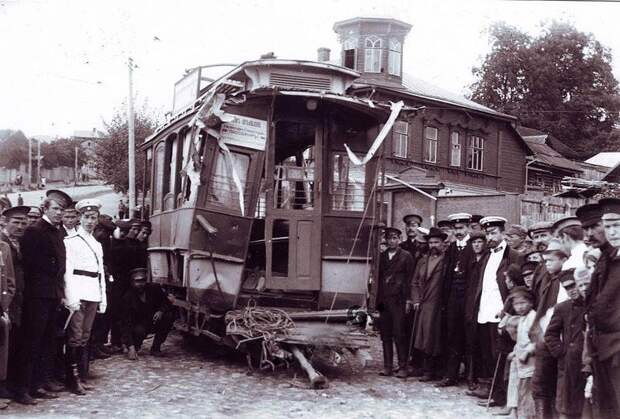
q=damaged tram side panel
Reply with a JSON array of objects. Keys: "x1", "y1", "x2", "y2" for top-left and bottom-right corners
[{"x1": 141, "y1": 61, "x2": 402, "y2": 369}]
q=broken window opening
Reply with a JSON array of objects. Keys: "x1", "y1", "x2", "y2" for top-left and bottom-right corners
[
  {"x1": 331, "y1": 152, "x2": 365, "y2": 211},
  {"x1": 206, "y1": 148, "x2": 251, "y2": 213},
  {"x1": 271, "y1": 219, "x2": 289, "y2": 277}
]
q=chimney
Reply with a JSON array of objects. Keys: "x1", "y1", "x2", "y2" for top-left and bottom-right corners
[{"x1": 317, "y1": 47, "x2": 331, "y2": 62}]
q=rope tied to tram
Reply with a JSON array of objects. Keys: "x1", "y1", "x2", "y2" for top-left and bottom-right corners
[{"x1": 226, "y1": 304, "x2": 295, "y2": 370}]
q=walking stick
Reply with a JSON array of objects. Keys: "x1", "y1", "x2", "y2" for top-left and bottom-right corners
[
  {"x1": 486, "y1": 352, "x2": 504, "y2": 411},
  {"x1": 405, "y1": 306, "x2": 419, "y2": 380}
]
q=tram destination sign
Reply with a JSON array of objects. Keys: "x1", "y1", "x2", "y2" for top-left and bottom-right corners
[
  {"x1": 172, "y1": 67, "x2": 201, "y2": 115},
  {"x1": 220, "y1": 115, "x2": 267, "y2": 151}
]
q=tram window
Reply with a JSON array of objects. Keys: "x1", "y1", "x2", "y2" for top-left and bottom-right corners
[
  {"x1": 206, "y1": 149, "x2": 250, "y2": 213},
  {"x1": 331, "y1": 153, "x2": 365, "y2": 211},
  {"x1": 152, "y1": 142, "x2": 166, "y2": 213},
  {"x1": 271, "y1": 219, "x2": 289, "y2": 276},
  {"x1": 274, "y1": 147, "x2": 315, "y2": 210}
]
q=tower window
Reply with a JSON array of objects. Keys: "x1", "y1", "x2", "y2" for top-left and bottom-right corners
[
  {"x1": 388, "y1": 38, "x2": 402, "y2": 76},
  {"x1": 343, "y1": 38, "x2": 357, "y2": 70},
  {"x1": 364, "y1": 36, "x2": 382, "y2": 73}
]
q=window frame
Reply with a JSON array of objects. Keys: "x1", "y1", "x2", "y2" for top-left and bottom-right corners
[
  {"x1": 388, "y1": 38, "x2": 402, "y2": 76},
  {"x1": 424, "y1": 126, "x2": 438, "y2": 163},
  {"x1": 364, "y1": 36, "x2": 382, "y2": 73},
  {"x1": 343, "y1": 38, "x2": 358, "y2": 70},
  {"x1": 467, "y1": 135, "x2": 485, "y2": 171},
  {"x1": 450, "y1": 131, "x2": 461, "y2": 167},
  {"x1": 392, "y1": 120, "x2": 409, "y2": 158}
]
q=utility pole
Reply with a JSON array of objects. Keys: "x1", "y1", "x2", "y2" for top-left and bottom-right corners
[
  {"x1": 28, "y1": 137, "x2": 32, "y2": 187},
  {"x1": 74, "y1": 146, "x2": 79, "y2": 186},
  {"x1": 36, "y1": 139, "x2": 41, "y2": 187},
  {"x1": 127, "y1": 57, "x2": 136, "y2": 215}
]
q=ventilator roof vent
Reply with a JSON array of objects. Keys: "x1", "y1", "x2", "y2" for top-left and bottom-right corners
[{"x1": 269, "y1": 71, "x2": 331, "y2": 91}]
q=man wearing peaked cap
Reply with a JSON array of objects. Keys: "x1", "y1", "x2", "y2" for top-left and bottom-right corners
[
  {"x1": 15, "y1": 190, "x2": 69, "y2": 404},
  {"x1": 576, "y1": 203, "x2": 608, "y2": 251},
  {"x1": 61, "y1": 201, "x2": 79, "y2": 237},
  {"x1": 62, "y1": 197, "x2": 106, "y2": 394},
  {"x1": 437, "y1": 220, "x2": 454, "y2": 245},
  {"x1": 585, "y1": 197, "x2": 620, "y2": 417},
  {"x1": 552, "y1": 216, "x2": 587, "y2": 271},
  {"x1": 466, "y1": 215, "x2": 522, "y2": 406},
  {"x1": 377, "y1": 225, "x2": 415, "y2": 378},
  {"x1": 438, "y1": 213, "x2": 475, "y2": 387},
  {"x1": 470, "y1": 215, "x2": 484, "y2": 233},
  {"x1": 401, "y1": 215, "x2": 424, "y2": 266},
  {"x1": 528, "y1": 221, "x2": 554, "y2": 252}
]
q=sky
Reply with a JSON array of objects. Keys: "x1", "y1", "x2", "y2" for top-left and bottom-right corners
[{"x1": 1, "y1": 0, "x2": 619, "y2": 139}]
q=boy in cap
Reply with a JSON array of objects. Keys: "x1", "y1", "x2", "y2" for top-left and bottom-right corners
[
  {"x1": 411, "y1": 227, "x2": 448, "y2": 382},
  {"x1": 61, "y1": 202, "x2": 79, "y2": 237},
  {"x1": 63, "y1": 199, "x2": 107, "y2": 395},
  {"x1": 505, "y1": 224, "x2": 530, "y2": 254},
  {"x1": 544, "y1": 267, "x2": 589, "y2": 419},
  {"x1": 376, "y1": 227, "x2": 415, "y2": 378}
]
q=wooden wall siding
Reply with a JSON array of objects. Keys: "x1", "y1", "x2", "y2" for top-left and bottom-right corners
[{"x1": 373, "y1": 91, "x2": 526, "y2": 194}]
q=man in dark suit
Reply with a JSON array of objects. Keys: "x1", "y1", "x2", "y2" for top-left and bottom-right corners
[
  {"x1": 14, "y1": 190, "x2": 71, "y2": 405},
  {"x1": 466, "y1": 216, "x2": 523, "y2": 407},
  {"x1": 437, "y1": 213, "x2": 474, "y2": 387},
  {"x1": 376, "y1": 227, "x2": 415, "y2": 378},
  {"x1": 399, "y1": 214, "x2": 422, "y2": 259}
]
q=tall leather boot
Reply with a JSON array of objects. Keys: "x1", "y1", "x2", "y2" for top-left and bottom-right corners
[
  {"x1": 395, "y1": 339, "x2": 408, "y2": 378},
  {"x1": 77, "y1": 348, "x2": 95, "y2": 390},
  {"x1": 466, "y1": 355, "x2": 477, "y2": 390},
  {"x1": 379, "y1": 341, "x2": 394, "y2": 376},
  {"x1": 65, "y1": 347, "x2": 86, "y2": 395}
]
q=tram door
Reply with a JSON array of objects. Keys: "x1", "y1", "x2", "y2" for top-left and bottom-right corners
[{"x1": 265, "y1": 121, "x2": 322, "y2": 291}]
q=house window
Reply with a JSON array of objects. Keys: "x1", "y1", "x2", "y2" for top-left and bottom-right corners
[
  {"x1": 364, "y1": 36, "x2": 382, "y2": 73},
  {"x1": 388, "y1": 38, "x2": 401, "y2": 76},
  {"x1": 467, "y1": 136, "x2": 484, "y2": 171},
  {"x1": 450, "y1": 132, "x2": 461, "y2": 167},
  {"x1": 424, "y1": 127, "x2": 438, "y2": 163},
  {"x1": 392, "y1": 120, "x2": 408, "y2": 158},
  {"x1": 152, "y1": 142, "x2": 166, "y2": 213},
  {"x1": 343, "y1": 38, "x2": 357, "y2": 70}
]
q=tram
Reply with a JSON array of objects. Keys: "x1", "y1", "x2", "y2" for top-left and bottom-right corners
[{"x1": 140, "y1": 59, "x2": 408, "y2": 385}]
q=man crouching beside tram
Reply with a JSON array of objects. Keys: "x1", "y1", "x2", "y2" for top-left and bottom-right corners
[
  {"x1": 63, "y1": 199, "x2": 107, "y2": 395},
  {"x1": 377, "y1": 227, "x2": 415, "y2": 378}
]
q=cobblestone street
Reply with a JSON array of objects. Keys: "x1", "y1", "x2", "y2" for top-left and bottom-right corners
[{"x1": 5, "y1": 332, "x2": 496, "y2": 419}]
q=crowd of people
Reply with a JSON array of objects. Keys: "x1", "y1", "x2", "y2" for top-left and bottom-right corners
[
  {"x1": 375, "y1": 199, "x2": 620, "y2": 419},
  {"x1": 0, "y1": 189, "x2": 175, "y2": 409}
]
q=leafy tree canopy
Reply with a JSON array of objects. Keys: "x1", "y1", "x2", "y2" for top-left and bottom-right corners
[
  {"x1": 470, "y1": 21, "x2": 620, "y2": 158},
  {"x1": 94, "y1": 103, "x2": 160, "y2": 194}
]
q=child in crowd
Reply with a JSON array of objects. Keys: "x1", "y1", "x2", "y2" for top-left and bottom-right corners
[{"x1": 508, "y1": 287, "x2": 537, "y2": 419}]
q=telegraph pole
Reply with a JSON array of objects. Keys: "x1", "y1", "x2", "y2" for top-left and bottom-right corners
[
  {"x1": 74, "y1": 146, "x2": 79, "y2": 186},
  {"x1": 127, "y1": 57, "x2": 136, "y2": 215},
  {"x1": 28, "y1": 137, "x2": 32, "y2": 187},
  {"x1": 36, "y1": 139, "x2": 41, "y2": 187}
]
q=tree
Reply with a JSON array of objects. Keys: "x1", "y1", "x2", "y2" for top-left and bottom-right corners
[
  {"x1": 41, "y1": 138, "x2": 89, "y2": 169},
  {"x1": 94, "y1": 104, "x2": 160, "y2": 194},
  {"x1": 0, "y1": 130, "x2": 29, "y2": 169},
  {"x1": 470, "y1": 21, "x2": 620, "y2": 158}
]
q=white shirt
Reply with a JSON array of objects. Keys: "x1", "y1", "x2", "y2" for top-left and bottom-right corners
[
  {"x1": 563, "y1": 242, "x2": 587, "y2": 271},
  {"x1": 456, "y1": 235, "x2": 470, "y2": 249},
  {"x1": 64, "y1": 226, "x2": 106, "y2": 309},
  {"x1": 64, "y1": 226, "x2": 77, "y2": 237},
  {"x1": 477, "y1": 240, "x2": 507, "y2": 324},
  {"x1": 42, "y1": 214, "x2": 53, "y2": 225},
  {"x1": 387, "y1": 249, "x2": 397, "y2": 260}
]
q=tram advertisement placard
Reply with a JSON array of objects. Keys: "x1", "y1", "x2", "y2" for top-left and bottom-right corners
[{"x1": 220, "y1": 115, "x2": 267, "y2": 151}]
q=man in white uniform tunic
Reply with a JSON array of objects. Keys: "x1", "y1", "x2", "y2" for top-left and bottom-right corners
[{"x1": 63, "y1": 199, "x2": 106, "y2": 395}]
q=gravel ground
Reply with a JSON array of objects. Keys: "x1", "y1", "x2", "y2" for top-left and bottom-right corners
[{"x1": 4, "y1": 332, "x2": 497, "y2": 419}]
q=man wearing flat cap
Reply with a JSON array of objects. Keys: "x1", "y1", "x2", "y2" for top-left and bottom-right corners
[
  {"x1": 62, "y1": 199, "x2": 107, "y2": 395},
  {"x1": 553, "y1": 216, "x2": 587, "y2": 272},
  {"x1": 376, "y1": 227, "x2": 415, "y2": 378},
  {"x1": 411, "y1": 227, "x2": 448, "y2": 382},
  {"x1": 16, "y1": 189, "x2": 71, "y2": 404},
  {"x1": 586, "y1": 198, "x2": 620, "y2": 418},
  {"x1": 467, "y1": 216, "x2": 522, "y2": 407},
  {"x1": 437, "y1": 213, "x2": 474, "y2": 387}
]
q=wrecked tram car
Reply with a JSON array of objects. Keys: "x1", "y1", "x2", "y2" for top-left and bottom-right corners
[{"x1": 140, "y1": 60, "x2": 407, "y2": 386}]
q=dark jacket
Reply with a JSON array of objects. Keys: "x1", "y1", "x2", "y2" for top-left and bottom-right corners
[
  {"x1": 120, "y1": 283, "x2": 171, "y2": 347},
  {"x1": 468, "y1": 244, "x2": 523, "y2": 323},
  {"x1": 589, "y1": 250, "x2": 620, "y2": 361},
  {"x1": 443, "y1": 240, "x2": 474, "y2": 304},
  {"x1": 1, "y1": 233, "x2": 24, "y2": 325},
  {"x1": 377, "y1": 247, "x2": 415, "y2": 306},
  {"x1": 0, "y1": 240, "x2": 15, "y2": 314},
  {"x1": 530, "y1": 269, "x2": 574, "y2": 344},
  {"x1": 20, "y1": 217, "x2": 66, "y2": 299},
  {"x1": 544, "y1": 298, "x2": 586, "y2": 415},
  {"x1": 411, "y1": 253, "x2": 446, "y2": 356}
]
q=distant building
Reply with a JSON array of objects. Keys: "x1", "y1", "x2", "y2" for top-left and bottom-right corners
[{"x1": 72, "y1": 128, "x2": 106, "y2": 181}]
